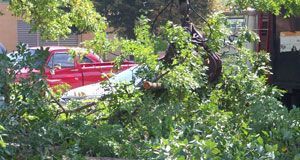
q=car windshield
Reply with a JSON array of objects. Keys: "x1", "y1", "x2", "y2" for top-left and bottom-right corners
[{"x1": 108, "y1": 65, "x2": 142, "y2": 85}]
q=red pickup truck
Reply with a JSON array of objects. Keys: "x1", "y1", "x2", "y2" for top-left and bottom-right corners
[{"x1": 14, "y1": 46, "x2": 135, "y2": 89}]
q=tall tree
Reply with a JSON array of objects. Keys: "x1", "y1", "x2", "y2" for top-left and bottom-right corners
[
  {"x1": 93, "y1": 0, "x2": 217, "y2": 38},
  {"x1": 9, "y1": 0, "x2": 106, "y2": 40},
  {"x1": 2, "y1": 0, "x2": 300, "y2": 159}
]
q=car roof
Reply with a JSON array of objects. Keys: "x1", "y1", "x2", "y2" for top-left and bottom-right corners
[
  {"x1": 29, "y1": 46, "x2": 102, "y2": 62},
  {"x1": 29, "y1": 46, "x2": 88, "y2": 52}
]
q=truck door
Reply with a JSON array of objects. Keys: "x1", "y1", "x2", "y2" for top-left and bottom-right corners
[
  {"x1": 78, "y1": 55, "x2": 105, "y2": 86},
  {"x1": 45, "y1": 52, "x2": 83, "y2": 89}
]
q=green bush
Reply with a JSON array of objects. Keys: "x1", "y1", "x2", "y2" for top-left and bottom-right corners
[{"x1": 0, "y1": 5, "x2": 300, "y2": 160}]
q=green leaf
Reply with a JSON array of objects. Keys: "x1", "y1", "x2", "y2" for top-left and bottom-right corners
[
  {"x1": 0, "y1": 140, "x2": 6, "y2": 148},
  {"x1": 257, "y1": 136, "x2": 264, "y2": 145},
  {"x1": 0, "y1": 125, "x2": 5, "y2": 131},
  {"x1": 265, "y1": 144, "x2": 278, "y2": 152}
]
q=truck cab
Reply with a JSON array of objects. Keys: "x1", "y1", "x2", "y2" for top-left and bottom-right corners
[
  {"x1": 237, "y1": 11, "x2": 300, "y2": 107},
  {"x1": 14, "y1": 46, "x2": 135, "y2": 89}
]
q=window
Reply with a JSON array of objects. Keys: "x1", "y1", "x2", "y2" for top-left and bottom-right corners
[
  {"x1": 80, "y1": 56, "x2": 93, "y2": 63},
  {"x1": 48, "y1": 53, "x2": 74, "y2": 68},
  {"x1": 227, "y1": 17, "x2": 246, "y2": 31}
]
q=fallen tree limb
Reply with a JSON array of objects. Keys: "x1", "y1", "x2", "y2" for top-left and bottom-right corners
[
  {"x1": 143, "y1": 81, "x2": 162, "y2": 90},
  {"x1": 46, "y1": 89, "x2": 67, "y2": 113},
  {"x1": 59, "y1": 102, "x2": 97, "y2": 114}
]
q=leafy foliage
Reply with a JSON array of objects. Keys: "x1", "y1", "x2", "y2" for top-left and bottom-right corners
[
  {"x1": 0, "y1": 0, "x2": 300, "y2": 159},
  {"x1": 93, "y1": 0, "x2": 218, "y2": 37},
  {"x1": 228, "y1": 0, "x2": 300, "y2": 17},
  {"x1": 9, "y1": 0, "x2": 105, "y2": 40}
]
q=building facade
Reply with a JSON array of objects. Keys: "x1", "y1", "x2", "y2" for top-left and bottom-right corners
[{"x1": 0, "y1": 3, "x2": 93, "y2": 52}]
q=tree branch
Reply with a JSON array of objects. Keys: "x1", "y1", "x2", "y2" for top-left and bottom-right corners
[
  {"x1": 151, "y1": 0, "x2": 174, "y2": 32},
  {"x1": 59, "y1": 102, "x2": 97, "y2": 114},
  {"x1": 46, "y1": 89, "x2": 67, "y2": 113}
]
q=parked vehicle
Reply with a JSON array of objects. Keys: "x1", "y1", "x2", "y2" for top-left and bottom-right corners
[
  {"x1": 232, "y1": 10, "x2": 300, "y2": 106},
  {"x1": 8, "y1": 46, "x2": 135, "y2": 89},
  {"x1": 61, "y1": 65, "x2": 142, "y2": 101}
]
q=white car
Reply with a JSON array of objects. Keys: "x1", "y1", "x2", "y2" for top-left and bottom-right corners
[{"x1": 61, "y1": 65, "x2": 142, "y2": 102}]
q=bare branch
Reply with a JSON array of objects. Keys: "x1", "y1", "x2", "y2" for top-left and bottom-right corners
[
  {"x1": 46, "y1": 89, "x2": 66, "y2": 113},
  {"x1": 143, "y1": 81, "x2": 162, "y2": 90},
  {"x1": 59, "y1": 102, "x2": 97, "y2": 114}
]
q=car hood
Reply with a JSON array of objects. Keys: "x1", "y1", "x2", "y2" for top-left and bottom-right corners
[
  {"x1": 61, "y1": 65, "x2": 141, "y2": 101},
  {"x1": 61, "y1": 82, "x2": 108, "y2": 100}
]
